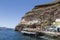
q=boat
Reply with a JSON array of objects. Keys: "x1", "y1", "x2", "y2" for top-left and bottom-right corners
[{"x1": 21, "y1": 28, "x2": 36, "y2": 34}]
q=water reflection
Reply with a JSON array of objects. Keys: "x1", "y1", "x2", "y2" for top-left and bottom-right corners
[{"x1": 22, "y1": 33, "x2": 60, "y2": 40}]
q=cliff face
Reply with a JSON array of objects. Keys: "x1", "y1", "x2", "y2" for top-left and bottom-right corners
[{"x1": 15, "y1": 1, "x2": 60, "y2": 31}]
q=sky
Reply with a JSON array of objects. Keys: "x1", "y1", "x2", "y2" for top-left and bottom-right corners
[{"x1": 0, "y1": 0, "x2": 55, "y2": 28}]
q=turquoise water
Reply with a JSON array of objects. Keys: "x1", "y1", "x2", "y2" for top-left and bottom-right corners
[{"x1": 0, "y1": 29, "x2": 60, "y2": 40}]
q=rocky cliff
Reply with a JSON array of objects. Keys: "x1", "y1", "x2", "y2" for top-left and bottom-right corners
[{"x1": 15, "y1": 1, "x2": 60, "y2": 31}]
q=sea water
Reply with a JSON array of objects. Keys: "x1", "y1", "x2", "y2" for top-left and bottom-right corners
[{"x1": 0, "y1": 28, "x2": 60, "y2": 40}]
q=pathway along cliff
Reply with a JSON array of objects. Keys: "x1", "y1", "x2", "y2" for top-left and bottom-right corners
[{"x1": 15, "y1": 0, "x2": 60, "y2": 37}]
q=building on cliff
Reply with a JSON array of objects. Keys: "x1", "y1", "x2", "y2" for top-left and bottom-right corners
[{"x1": 15, "y1": 0, "x2": 60, "y2": 34}]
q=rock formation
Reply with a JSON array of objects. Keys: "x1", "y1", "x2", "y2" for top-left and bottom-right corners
[{"x1": 15, "y1": 0, "x2": 60, "y2": 31}]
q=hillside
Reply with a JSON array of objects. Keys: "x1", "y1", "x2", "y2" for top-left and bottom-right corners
[{"x1": 15, "y1": 1, "x2": 60, "y2": 31}]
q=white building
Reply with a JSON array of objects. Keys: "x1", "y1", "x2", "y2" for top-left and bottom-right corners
[
  {"x1": 53, "y1": 19, "x2": 60, "y2": 27},
  {"x1": 52, "y1": 19, "x2": 60, "y2": 32}
]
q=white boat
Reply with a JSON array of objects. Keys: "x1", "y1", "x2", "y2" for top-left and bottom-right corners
[
  {"x1": 21, "y1": 31, "x2": 36, "y2": 34},
  {"x1": 21, "y1": 28, "x2": 36, "y2": 34}
]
